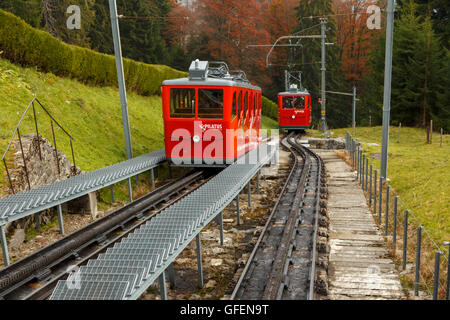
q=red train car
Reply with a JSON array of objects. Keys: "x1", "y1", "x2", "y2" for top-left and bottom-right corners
[
  {"x1": 162, "y1": 60, "x2": 262, "y2": 166},
  {"x1": 278, "y1": 85, "x2": 312, "y2": 131}
]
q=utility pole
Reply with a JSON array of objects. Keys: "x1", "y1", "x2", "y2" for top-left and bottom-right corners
[
  {"x1": 109, "y1": 0, "x2": 133, "y2": 202},
  {"x1": 380, "y1": 0, "x2": 395, "y2": 179},
  {"x1": 109, "y1": 0, "x2": 133, "y2": 160},
  {"x1": 353, "y1": 86, "x2": 357, "y2": 136},
  {"x1": 285, "y1": 70, "x2": 288, "y2": 91},
  {"x1": 320, "y1": 19, "x2": 327, "y2": 134}
]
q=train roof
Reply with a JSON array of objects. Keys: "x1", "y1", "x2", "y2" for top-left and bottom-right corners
[
  {"x1": 162, "y1": 60, "x2": 261, "y2": 91},
  {"x1": 278, "y1": 84, "x2": 309, "y2": 96}
]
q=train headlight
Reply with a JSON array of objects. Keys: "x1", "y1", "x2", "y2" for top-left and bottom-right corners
[
  {"x1": 193, "y1": 135, "x2": 201, "y2": 143},
  {"x1": 292, "y1": 115, "x2": 295, "y2": 119}
]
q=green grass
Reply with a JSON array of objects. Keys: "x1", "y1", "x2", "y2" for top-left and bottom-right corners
[
  {"x1": 0, "y1": 57, "x2": 165, "y2": 195},
  {"x1": 262, "y1": 116, "x2": 279, "y2": 130},
  {"x1": 326, "y1": 126, "x2": 450, "y2": 244}
]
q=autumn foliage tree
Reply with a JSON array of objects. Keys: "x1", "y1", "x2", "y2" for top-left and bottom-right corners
[
  {"x1": 332, "y1": 0, "x2": 381, "y2": 85},
  {"x1": 191, "y1": 0, "x2": 271, "y2": 87}
]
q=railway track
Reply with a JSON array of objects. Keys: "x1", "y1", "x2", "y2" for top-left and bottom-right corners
[
  {"x1": 0, "y1": 169, "x2": 213, "y2": 300},
  {"x1": 231, "y1": 133, "x2": 326, "y2": 300}
]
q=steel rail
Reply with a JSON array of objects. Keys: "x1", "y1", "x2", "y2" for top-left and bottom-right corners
[
  {"x1": 0, "y1": 170, "x2": 206, "y2": 300},
  {"x1": 230, "y1": 133, "x2": 298, "y2": 299},
  {"x1": 231, "y1": 133, "x2": 323, "y2": 300}
]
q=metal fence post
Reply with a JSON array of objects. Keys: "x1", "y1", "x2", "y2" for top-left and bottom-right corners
[
  {"x1": 256, "y1": 171, "x2": 260, "y2": 194},
  {"x1": 110, "y1": 185, "x2": 115, "y2": 203},
  {"x1": 365, "y1": 158, "x2": 369, "y2": 191},
  {"x1": 0, "y1": 225, "x2": 10, "y2": 266},
  {"x1": 151, "y1": 168, "x2": 155, "y2": 189},
  {"x1": 57, "y1": 204, "x2": 65, "y2": 235},
  {"x1": 415, "y1": 226, "x2": 423, "y2": 296},
  {"x1": 403, "y1": 210, "x2": 409, "y2": 270},
  {"x1": 168, "y1": 263, "x2": 176, "y2": 289},
  {"x1": 393, "y1": 196, "x2": 399, "y2": 252},
  {"x1": 433, "y1": 251, "x2": 443, "y2": 300},
  {"x1": 444, "y1": 242, "x2": 450, "y2": 300},
  {"x1": 362, "y1": 154, "x2": 365, "y2": 186},
  {"x1": 218, "y1": 211, "x2": 224, "y2": 246},
  {"x1": 127, "y1": 178, "x2": 133, "y2": 203},
  {"x1": 196, "y1": 233, "x2": 204, "y2": 288},
  {"x1": 248, "y1": 182, "x2": 251, "y2": 207},
  {"x1": 236, "y1": 194, "x2": 240, "y2": 225},
  {"x1": 378, "y1": 176, "x2": 383, "y2": 223},
  {"x1": 374, "y1": 170, "x2": 377, "y2": 213},
  {"x1": 385, "y1": 185, "x2": 390, "y2": 235},
  {"x1": 369, "y1": 165, "x2": 373, "y2": 205},
  {"x1": 159, "y1": 270, "x2": 167, "y2": 300}
]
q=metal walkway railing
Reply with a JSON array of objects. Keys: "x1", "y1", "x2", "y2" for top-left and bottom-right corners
[
  {"x1": 0, "y1": 149, "x2": 166, "y2": 266},
  {"x1": 50, "y1": 141, "x2": 278, "y2": 300}
]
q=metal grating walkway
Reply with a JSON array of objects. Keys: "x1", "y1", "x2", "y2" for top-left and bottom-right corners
[
  {"x1": 0, "y1": 149, "x2": 165, "y2": 226},
  {"x1": 50, "y1": 142, "x2": 277, "y2": 300}
]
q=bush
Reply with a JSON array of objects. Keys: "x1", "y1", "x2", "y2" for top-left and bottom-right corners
[
  {"x1": 0, "y1": 9, "x2": 186, "y2": 96},
  {"x1": 262, "y1": 96, "x2": 278, "y2": 121}
]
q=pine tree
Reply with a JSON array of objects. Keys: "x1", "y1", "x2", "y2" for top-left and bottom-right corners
[{"x1": 361, "y1": 0, "x2": 447, "y2": 129}]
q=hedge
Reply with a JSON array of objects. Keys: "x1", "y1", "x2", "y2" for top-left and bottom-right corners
[
  {"x1": 0, "y1": 9, "x2": 186, "y2": 96},
  {"x1": 262, "y1": 96, "x2": 278, "y2": 121}
]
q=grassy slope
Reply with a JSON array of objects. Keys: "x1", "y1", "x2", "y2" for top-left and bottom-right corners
[
  {"x1": 311, "y1": 126, "x2": 449, "y2": 244},
  {"x1": 0, "y1": 57, "x2": 279, "y2": 194},
  {"x1": 0, "y1": 57, "x2": 164, "y2": 189}
]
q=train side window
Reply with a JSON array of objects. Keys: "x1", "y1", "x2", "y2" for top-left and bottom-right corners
[
  {"x1": 170, "y1": 88, "x2": 195, "y2": 118},
  {"x1": 244, "y1": 92, "x2": 248, "y2": 117},
  {"x1": 232, "y1": 91, "x2": 237, "y2": 119},
  {"x1": 198, "y1": 89, "x2": 223, "y2": 119},
  {"x1": 294, "y1": 96, "x2": 306, "y2": 109},
  {"x1": 238, "y1": 91, "x2": 242, "y2": 119},
  {"x1": 282, "y1": 96, "x2": 293, "y2": 109}
]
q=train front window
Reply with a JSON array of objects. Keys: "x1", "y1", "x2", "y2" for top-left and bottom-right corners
[
  {"x1": 294, "y1": 96, "x2": 306, "y2": 109},
  {"x1": 170, "y1": 88, "x2": 195, "y2": 118},
  {"x1": 282, "y1": 96, "x2": 293, "y2": 109},
  {"x1": 198, "y1": 89, "x2": 223, "y2": 119}
]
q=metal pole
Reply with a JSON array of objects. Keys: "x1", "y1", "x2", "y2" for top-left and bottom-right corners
[
  {"x1": 393, "y1": 196, "x2": 399, "y2": 252},
  {"x1": 403, "y1": 210, "x2": 409, "y2": 270},
  {"x1": 168, "y1": 263, "x2": 176, "y2": 289},
  {"x1": 365, "y1": 158, "x2": 369, "y2": 191},
  {"x1": 385, "y1": 185, "x2": 390, "y2": 235},
  {"x1": 110, "y1": 185, "x2": 115, "y2": 203},
  {"x1": 352, "y1": 86, "x2": 356, "y2": 136},
  {"x1": 109, "y1": 0, "x2": 133, "y2": 161},
  {"x1": 196, "y1": 233, "x2": 203, "y2": 288},
  {"x1": 248, "y1": 182, "x2": 251, "y2": 207},
  {"x1": 218, "y1": 211, "x2": 224, "y2": 246},
  {"x1": 127, "y1": 178, "x2": 133, "y2": 203},
  {"x1": 34, "y1": 213, "x2": 41, "y2": 232},
  {"x1": 0, "y1": 225, "x2": 10, "y2": 266},
  {"x1": 414, "y1": 226, "x2": 423, "y2": 296},
  {"x1": 378, "y1": 176, "x2": 383, "y2": 223},
  {"x1": 285, "y1": 70, "x2": 288, "y2": 91},
  {"x1": 256, "y1": 171, "x2": 260, "y2": 194},
  {"x1": 320, "y1": 19, "x2": 327, "y2": 134},
  {"x1": 57, "y1": 204, "x2": 65, "y2": 235},
  {"x1": 362, "y1": 154, "x2": 365, "y2": 186},
  {"x1": 369, "y1": 165, "x2": 373, "y2": 203},
  {"x1": 236, "y1": 195, "x2": 240, "y2": 225},
  {"x1": 151, "y1": 168, "x2": 155, "y2": 189},
  {"x1": 444, "y1": 242, "x2": 449, "y2": 300},
  {"x1": 433, "y1": 252, "x2": 442, "y2": 300},
  {"x1": 374, "y1": 170, "x2": 377, "y2": 213},
  {"x1": 380, "y1": 0, "x2": 395, "y2": 180},
  {"x1": 159, "y1": 271, "x2": 167, "y2": 300}
]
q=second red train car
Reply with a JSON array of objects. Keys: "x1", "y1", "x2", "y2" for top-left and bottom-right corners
[{"x1": 278, "y1": 85, "x2": 312, "y2": 131}]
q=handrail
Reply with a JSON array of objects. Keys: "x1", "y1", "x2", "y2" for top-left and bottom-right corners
[{"x1": 1, "y1": 97, "x2": 76, "y2": 194}]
